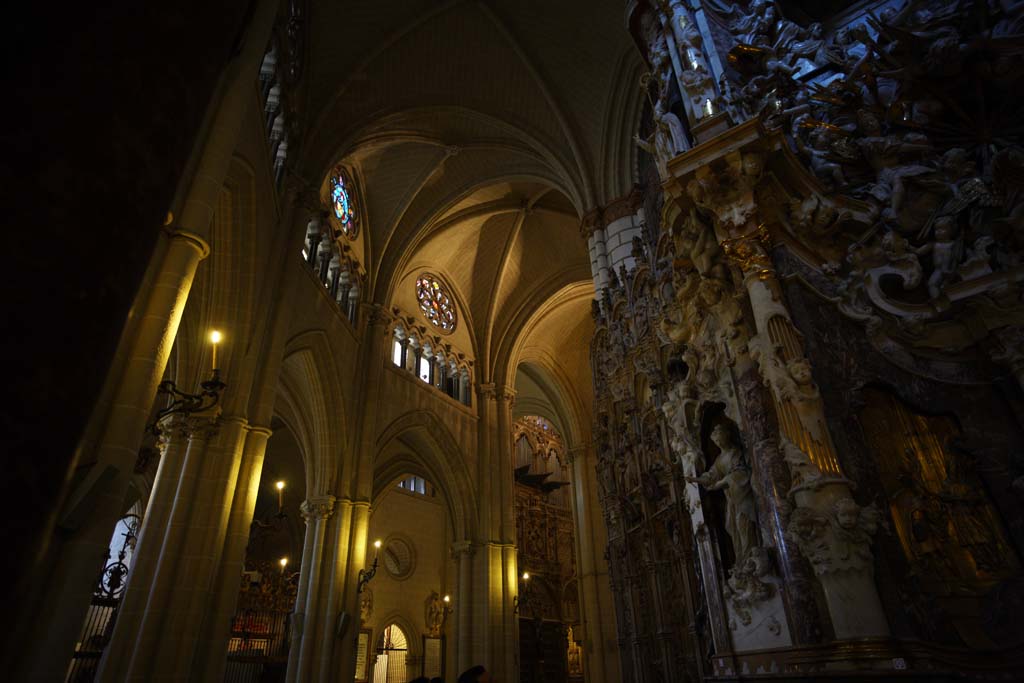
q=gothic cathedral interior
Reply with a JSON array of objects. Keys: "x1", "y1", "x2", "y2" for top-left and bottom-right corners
[{"x1": 7, "y1": 0, "x2": 1024, "y2": 682}]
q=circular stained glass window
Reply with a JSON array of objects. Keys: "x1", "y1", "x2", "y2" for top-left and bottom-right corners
[
  {"x1": 329, "y1": 166, "x2": 358, "y2": 239},
  {"x1": 416, "y1": 274, "x2": 456, "y2": 332}
]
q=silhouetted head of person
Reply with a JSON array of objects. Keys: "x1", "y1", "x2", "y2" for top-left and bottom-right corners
[
  {"x1": 458, "y1": 665, "x2": 490, "y2": 683},
  {"x1": 430, "y1": 678, "x2": 444, "y2": 683},
  {"x1": 409, "y1": 678, "x2": 429, "y2": 683}
]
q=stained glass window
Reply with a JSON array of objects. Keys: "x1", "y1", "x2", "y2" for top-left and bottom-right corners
[
  {"x1": 329, "y1": 166, "x2": 358, "y2": 238},
  {"x1": 416, "y1": 274, "x2": 457, "y2": 331}
]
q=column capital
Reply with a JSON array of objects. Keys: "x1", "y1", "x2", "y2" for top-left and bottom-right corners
[
  {"x1": 300, "y1": 495, "x2": 336, "y2": 521},
  {"x1": 496, "y1": 386, "x2": 517, "y2": 404},
  {"x1": 602, "y1": 186, "x2": 643, "y2": 224},
  {"x1": 566, "y1": 445, "x2": 586, "y2": 464},
  {"x1": 475, "y1": 383, "x2": 497, "y2": 400},
  {"x1": 365, "y1": 303, "x2": 391, "y2": 328},
  {"x1": 579, "y1": 206, "x2": 604, "y2": 237},
  {"x1": 450, "y1": 540, "x2": 475, "y2": 559},
  {"x1": 185, "y1": 414, "x2": 222, "y2": 442}
]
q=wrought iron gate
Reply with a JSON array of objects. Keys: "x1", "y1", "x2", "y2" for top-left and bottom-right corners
[{"x1": 65, "y1": 512, "x2": 140, "y2": 682}]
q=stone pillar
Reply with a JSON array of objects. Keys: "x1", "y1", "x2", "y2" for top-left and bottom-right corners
[
  {"x1": 602, "y1": 190, "x2": 644, "y2": 280},
  {"x1": 452, "y1": 541, "x2": 475, "y2": 673},
  {"x1": 568, "y1": 444, "x2": 621, "y2": 683},
  {"x1": 723, "y1": 228, "x2": 889, "y2": 639},
  {"x1": 582, "y1": 208, "x2": 610, "y2": 294},
  {"x1": 289, "y1": 496, "x2": 336, "y2": 682},
  {"x1": 469, "y1": 383, "x2": 519, "y2": 681},
  {"x1": 15, "y1": 229, "x2": 208, "y2": 682},
  {"x1": 331, "y1": 500, "x2": 370, "y2": 683},
  {"x1": 732, "y1": 361, "x2": 823, "y2": 644},
  {"x1": 193, "y1": 424, "x2": 274, "y2": 680},
  {"x1": 496, "y1": 388, "x2": 518, "y2": 682},
  {"x1": 286, "y1": 500, "x2": 320, "y2": 683},
  {"x1": 99, "y1": 413, "x2": 221, "y2": 680}
]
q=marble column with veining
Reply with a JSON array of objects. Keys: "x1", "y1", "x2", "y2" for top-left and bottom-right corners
[{"x1": 731, "y1": 234, "x2": 889, "y2": 639}]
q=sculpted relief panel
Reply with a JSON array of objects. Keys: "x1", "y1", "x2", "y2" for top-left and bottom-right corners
[{"x1": 601, "y1": 1, "x2": 1024, "y2": 679}]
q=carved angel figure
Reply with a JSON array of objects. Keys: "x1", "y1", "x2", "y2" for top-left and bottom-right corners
[
  {"x1": 788, "y1": 498, "x2": 879, "y2": 576},
  {"x1": 915, "y1": 216, "x2": 962, "y2": 298}
]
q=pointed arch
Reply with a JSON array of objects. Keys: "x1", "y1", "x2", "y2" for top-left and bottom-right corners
[
  {"x1": 278, "y1": 330, "x2": 348, "y2": 496},
  {"x1": 373, "y1": 411, "x2": 478, "y2": 542}
]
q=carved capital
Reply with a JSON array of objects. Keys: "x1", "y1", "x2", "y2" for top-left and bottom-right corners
[
  {"x1": 579, "y1": 207, "x2": 604, "y2": 237},
  {"x1": 451, "y1": 540, "x2": 475, "y2": 559},
  {"x1": 185, "y1": 414, "x2": 221, "y2": 442},
  {"x1": 300, "y1": 495, "x2": 336, "y2": 522},
  {"x1": 155, "y1": 413, "x2": 191, "y2": 447},
  {"x1": 366, "y1": 304, "x2": 390, "y2": 327},
  {"x1": 603, "y1": 187, "x2": 643, "y2": 224},
  {"x1": 475, "y1": 383, "x2": 497, "y2": 400}
]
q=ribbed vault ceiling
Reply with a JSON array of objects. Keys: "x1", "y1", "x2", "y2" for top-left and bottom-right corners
[{"x1": 299, "y1": 0, "x2": 640, "y2": 390}]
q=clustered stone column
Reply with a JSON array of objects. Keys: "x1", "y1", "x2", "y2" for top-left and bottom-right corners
[
  {"x1": 451, "y1": 540, "x2": 475, "y2": 674},
  {"x1": 13, "y1": 227, "x2": 210, "y2": 681},
  {"x1": 287, "y1": 496, "x2": 336, "y2": 682},
  {"x1": 567, "y1": 443, "x2": 620, "y2": 682}
]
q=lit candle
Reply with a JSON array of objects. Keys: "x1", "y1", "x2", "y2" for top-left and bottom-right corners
[
  {"x1": 279, "y1": 557, "x2": 288, "y2": 573},
  {"x1": 209, "y1": 330, "x2": 222, "y2": 370},
  {"x1": 443, "y1": 594, "x2": 451, "y2": 603},
  {"x1": 275, "y1": 480, "x2": 285, "y2": 514},
  {"x1": 522, "y1": 572, "x2": 530, "y2": 581},
  {"x1": 373, "y1": 539, "x2": 382, "y2": 557}
]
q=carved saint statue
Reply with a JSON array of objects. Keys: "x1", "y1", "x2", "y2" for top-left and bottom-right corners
[
  {"x1": 425, "y1": 590, "x2": 444, "y2": 637},
  {"x1": 635, "y1": 98, "x2": 687, "y2": 179},
  {"x1": 687, "y1": 424, "x2": 759, "y2": 562},
  {"x1": 359, "y1": 587, "x2": 373, "y2": 624}
]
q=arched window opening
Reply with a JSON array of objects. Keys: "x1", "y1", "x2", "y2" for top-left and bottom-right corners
[
  {"x1": 372, "y1": 623, "x2": 409, "y2": 683},
  {"x1": 386, "y1": 315, "x2": 471, "y2": 406},
  {"x1": 417, "y1": 345, "x2": 433, "y2": 385},
  {"x1": 392, "y1": 326, "x2": 406, "y2": 367},
  {"x1": 396, "y1": 474, "x2": 434, "y2": 497},
  {"x1": 415, "y1": 274, "x2": 457, "y2": 332}
]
